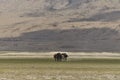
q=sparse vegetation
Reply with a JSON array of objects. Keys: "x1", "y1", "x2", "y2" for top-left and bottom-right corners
[{"x1": 0, "y1": 57, "x2": 119, "y2": 80}]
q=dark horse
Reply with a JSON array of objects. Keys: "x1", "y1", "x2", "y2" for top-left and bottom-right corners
[
  {"x1": 54, "y1": 53, "x2": 68, "y2": 61},
  {"x1": 54, "y1": 53, "x2": 62, "y2": 61}
]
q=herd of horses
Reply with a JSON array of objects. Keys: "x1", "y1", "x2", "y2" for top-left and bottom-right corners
[{"x1": 53, "y1": 53, "x2": 68, "y2": 61}]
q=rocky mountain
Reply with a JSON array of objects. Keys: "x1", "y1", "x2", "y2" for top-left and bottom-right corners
[
  {"x1": 0, "y1": 0, "x2": 120, "y2": 18},
  {"x1": 0, "y1": 0, "x2": 120, "y2": 52}
]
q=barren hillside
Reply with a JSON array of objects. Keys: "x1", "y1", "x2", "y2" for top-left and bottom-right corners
[{"x1": 0, "y1": 0, "x2": 120, "y2": 52}]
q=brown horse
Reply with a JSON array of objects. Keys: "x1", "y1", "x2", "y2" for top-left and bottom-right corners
[{"x1": 61, "y1": 53, "x2": 68, "y2": 61}]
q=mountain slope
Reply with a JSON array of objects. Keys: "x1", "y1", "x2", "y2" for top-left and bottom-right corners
[
  {"x1": 0, "y1": 0, "x2": 120, "y2": 52},
  {"x1": 0, "y1": 0, "x2": 120, "y2": 17}
]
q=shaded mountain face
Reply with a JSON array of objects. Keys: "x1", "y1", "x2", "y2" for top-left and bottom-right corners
[
  {"x1": 1, "y1": 27, "x2": 120, "y2": 52},
  {"x1": 0, "y1": 0, "x2": 120, "y2": 52}
]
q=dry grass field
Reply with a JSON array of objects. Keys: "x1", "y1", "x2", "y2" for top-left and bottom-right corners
[{"x1": 0, "y1": 52, "x2": 119, "y2": 80}]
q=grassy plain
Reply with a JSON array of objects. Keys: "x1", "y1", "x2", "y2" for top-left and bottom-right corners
[{"x1": 0, "y1": 58, "x2": 119, "y2": 80}]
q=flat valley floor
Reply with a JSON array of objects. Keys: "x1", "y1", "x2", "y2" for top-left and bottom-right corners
[{"x1": 0, "y1": 52, "x2": 120, "y2": 80}]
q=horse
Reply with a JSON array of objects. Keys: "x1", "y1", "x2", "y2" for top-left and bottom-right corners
[
  {"x1": 54, "y1": 53, "x2": 68, "y2": 61},
  {"x1": 53, "y1": 53, "x2": 62, "y2": 61},
  {"x1": 61, "y1": 53, "x2": 68, "y2": 61}
]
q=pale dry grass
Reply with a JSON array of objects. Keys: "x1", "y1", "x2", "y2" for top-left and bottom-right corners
[{"x1": 0, "y1": 51, "x2": 120, "y2": 59}]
